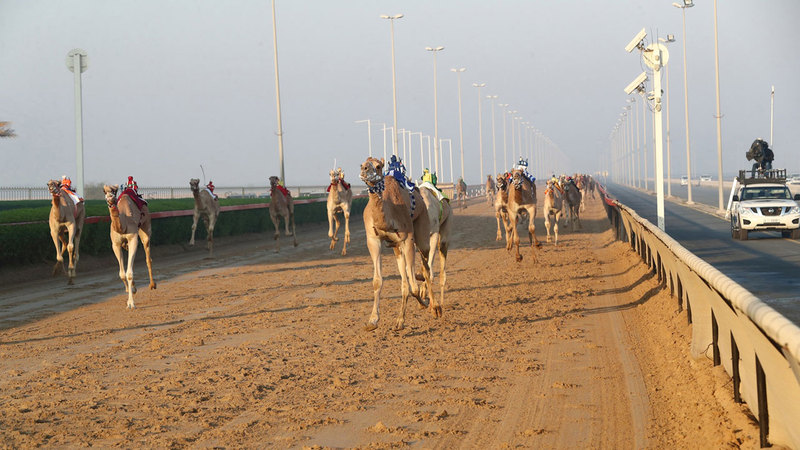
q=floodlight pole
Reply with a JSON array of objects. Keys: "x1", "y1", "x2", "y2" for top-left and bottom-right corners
[
  {"x1": 712, "y1": 0, "x2": 724, "y2": 213},
  {"x1": 271, "y1": 0, "x2": 286, "y2": 185},
  {"x1": 770, "y1": 86, "x2": 774, "y2": 146},
  {"x1": 355, "y1": 120, "x2": 373, "y2": 157},
  {"x1": 66, "y1": 49, "x2": 88, "y2": 198}
]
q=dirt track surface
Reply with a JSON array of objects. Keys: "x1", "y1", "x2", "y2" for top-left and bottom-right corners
[{"x1": 0, "y1": 194, "x2": 760, "y2": 448}]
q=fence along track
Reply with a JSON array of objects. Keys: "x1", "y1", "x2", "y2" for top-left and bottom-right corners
[{"x1": 598, "y1": 183, "x2": 800, "y2": 449}]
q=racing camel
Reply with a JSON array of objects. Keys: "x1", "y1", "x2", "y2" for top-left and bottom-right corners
[
  {"x1": 416, "y1": 179, "x2": 452, "y2": 319},
  {"x1": 47, "y1": 179, "x2": 85, "y2": 285},
  {"x1": 542, "y1": 179, "x2": 564, "y2": 245},
  {"x1": 563, "y1": 178, "x2": 583, "y2": 231},
  {"x1": 326, "y1": 168, "x2": 353, "y2": 255},
  {"x1": 359, "y1": 156, "x2": 437, "y2": 331},
  {"x1": 268, "y1": 176, "x2": 297, "y2": 252},
  {"x1": 455, "y1": 178, "x2": 468, "y2": 209},
  {"x1": 494, "y1": 173, "x2": 510, "y2": 243},
  {"x1": 189, "y1": 178, "x2": 220, "y2": 256},
  {"x1": 103, "y1": 184, "x2": 156, "y2": 309},
  {"x1": 506, "y1": 168, "x2": 541, "y2": 262},
  {"x1": 486, "y1": 175, "x2": 496, "y2": 205}
]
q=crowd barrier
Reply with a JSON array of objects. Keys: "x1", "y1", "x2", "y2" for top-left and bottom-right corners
[{"x1": 598, "y1": 183, "x2": 800, "y2": 448}]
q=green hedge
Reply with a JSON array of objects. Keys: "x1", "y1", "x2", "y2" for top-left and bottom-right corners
[{"x1": 0, "y1": 197, "x2": 367, "y2": 267}]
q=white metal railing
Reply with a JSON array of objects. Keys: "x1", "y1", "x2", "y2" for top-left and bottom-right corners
[{"x1": 600, "y1": 184, "x2": 800, "y2": 448}]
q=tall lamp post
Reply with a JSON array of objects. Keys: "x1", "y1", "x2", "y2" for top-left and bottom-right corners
[
  {"x1": 499, "y1": 103, "x2": 509, "y2": 170},
  {"x1": 355, "y1": 119, "x2": 372, "y2": 157},
  {"x1": 712, "y1": 0, "x2": 724, "y2": 213},
  {"x1": 66, "y1": 48, "x2": 88, "y2": 198},
  {"x1": 271, "y1": 0, "x2": 286, "y2": 185},
  {"x1": 659, "y1": 35, "x2": 675, "y2": 197},
  {"x1": 381, "y1": 13, "x2": 403, "y2": 157},
  {"x1": 426, "y1": 46, "x2": 445, "y2": 176},
  {"x1": 509, "y1": 110, "x2": 517, "y2": 158},
  {"x1": 473, "y1": 83, "x2": 486, "y2": 182},
  {"x1": 487, "y1": 95, "x2": 498, "y2": 177},
  {"x1": 450, "y1": 67, "x2": 466, "y2": 180},
  {"x1": 674, "y1": 0, "x2": 694, "y2": 204}
]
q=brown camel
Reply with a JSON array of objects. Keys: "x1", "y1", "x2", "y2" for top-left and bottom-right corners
[
  {"x1": 486, "y1": 175, "x2": 496, "y2": 205},
  {"x1": 268, "y1": 176, "x2": 297, "y2": 252},
  {"x1": 455, "y1": 178, "x2": 468, "y2": 209},
  {"x1": 506, "y1": 169, "x2": 542, "y2": 262},
  {"x1": 494, "y1": 173, "x2": 510, "y2": 243},
  {"x1": 563, "y1": 178, "x2": 583, "y2": 231},
  {"x1": 326, "y1": 168, "x2": 353, "y2": 255},
  {"x1": 543, "y1": 179, "x2": 564, "y2": 245},
  {"x1": 416, "y1": 184, "x2": 451, "y2": 318},
  {"x1": 103, "y1": 184, "x2": 156, "y2": 309},
  {"x1": 360, "y1": 157, "x2": 434, "y2": 331},
  {"x1": 189, "y1": 178, "x2": 220, "y2": 256},
  {"x1": 47, "y1": 180, "x2": 85, "y2": 285}
]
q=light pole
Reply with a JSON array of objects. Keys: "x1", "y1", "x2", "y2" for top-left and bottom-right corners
[
  {"x1": 499, "y1": 103, "x2": 509, "y2": 170},
  {"x1": 451, "y1": 67, "x2": 466, "y2": 181},
  {"x1": 426, "y1": 46, "x2": 445, "y2": 176},
  {"x1": 487, "y1": 95, "x2": 498, "y2": 177},
  {"x1": 659, "y1": 35, "x2": 675, "y2": 197},
  {"x1": 398, "y1": 128, "x2": 407, "y2": 167},
  {"x1": 640, "y1": 89, "x2": 648, "y2": 191},
  {"x1": 473, "y1": 83, "x2": 486, "y2": 182},
  {"x1": 509, "y1": 110, "x2": 518, "y2": 158},
  {"x1": 355, "y1": 119, "x2": 372, "y2": 157},
  {"x1": 271, "y1": 0, "x2": 286, "y2": 185},
  {"x1": 440, "y1": 138, "x2": 453, "y2": 183},
  {"x1": 381, "y1": 13, "x2": 403, "y2": 157},
  {"x1": 424, "y1": 135, "x2": 432, "y2": 169},
  {"x1": 411, "y1": 131, "x2": 424, "y2": 175},
  {"x1": 379, "y1": 123, "x2": 389, "y2": 161},
  {"x1": 712, "y1": 0, "x2": 724, "y2": 213},
  {"x1": 770, "y1": 86, "x2": 774, "y2": 146},
  {"x1": 674, "y1": 0, "x2": 694, "y2": 204},
  {"x1": 66, "y1": 48, "x2": 88, "y2": 198}
]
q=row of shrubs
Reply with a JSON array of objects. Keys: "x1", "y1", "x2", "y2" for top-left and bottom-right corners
[{"x1": 0, "y1": 197, "x2": 368, "y2": 267}]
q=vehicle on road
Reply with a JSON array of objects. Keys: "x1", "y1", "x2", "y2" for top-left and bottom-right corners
[
  {"x1": 729, "y1": 169, "x2": 800, "y2": 240},
  {"x1": 680, "y1": 176, "x2": 689, "y2": 186},
  {"x1": 700, "y1": 175, "x2": 712, "y2": 182},
  {"x1": 788, "y1": 173, "x2": 800, "y2": 184}
]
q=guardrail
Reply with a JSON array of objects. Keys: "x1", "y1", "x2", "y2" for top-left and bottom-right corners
[{"x1": 598, "y1": 183, "x2": 800, "y2": 448}]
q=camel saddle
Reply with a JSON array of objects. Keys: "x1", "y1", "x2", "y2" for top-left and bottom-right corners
[
  {"x1": 119, "y1": 188, "x2": 148, "y2": 211},
  {"x1": 326, "y1": 179, "x2": 350, "y2": 192},
  {"x1": 274, "y1": 184, "x2": 291, "y2": 198}
]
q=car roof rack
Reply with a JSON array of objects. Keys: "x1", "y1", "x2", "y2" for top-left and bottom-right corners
[{"x1": 736, "y1": 169, "x2": 786, "y2": 185}]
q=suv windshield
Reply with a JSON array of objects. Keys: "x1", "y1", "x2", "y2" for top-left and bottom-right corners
[{"x1": 740, "y1": 186, "x2": 792, "y2": 200}]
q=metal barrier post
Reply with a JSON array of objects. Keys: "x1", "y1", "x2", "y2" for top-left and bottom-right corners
[
  {"x1": 756, "y1": 356, "x2": 771, "y2": 447},
  {"x1": 712, "y1": 311, "x2": 720, "y2": 366},
  {"x1": 731, "y1": 332, "x2": 741, "y2": 404}
]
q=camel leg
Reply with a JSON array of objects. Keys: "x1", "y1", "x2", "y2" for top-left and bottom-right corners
[
  {"x1": 50, "y1": 226, "x2": 65, "y2": 277},
  {"x1": 365, "y1": 235, "x2": 383, "y2": 331},
  {"x1": 554, "y1": 212, "x2": 561, "y2": 246},
  {"x1": 544, "y1": 214, "x2": 552, "y2": 243},
  {"x1": 527, "y1": 209, "x2": 538, "y2": 263},
  {"x1": 327, "y1": 208, "x2": 337, "y2": 250},
  {"x1": 207, "y1": 214, "x2": 216, "y2": 256},
  {"x1": 270, "y1": 210, "x2": 280, "y2": 253},
  {"x1": 66, "y1": 223, "x2": 77, "y2": 285},
  {"x1": 342, "y1": 208, "x2": 350, "y2": 256},
  {"x1": 496, "y1": 212, "x2": 504, "y2": 241},
  {"x1": 189, "y1": 210, "x2": 199, "y2": 246},
  {"x1": 290, "y1": 212, "x2": 298, "y2": 247},
  {"x1": 436, "y1": 239, "x2": 448, "y2": 319},
  {"x1": 332, "y1": 214, "x2": 341, "y2": 251},
  {"x1": 392, "y1": 245, "x2": 412, "y2": 331},
  {"x1": 125, "y1": 235, "x2": 139, "y2": 309},
  {"x1": 425, "y1": 233, "x2": 440, "y2": 316},
  {"x1": 510, "y1": 214, "x2": 523, "y2": 262},
  {"x1": 139, "y1": 228, "x2": 157, "y2": 291}
]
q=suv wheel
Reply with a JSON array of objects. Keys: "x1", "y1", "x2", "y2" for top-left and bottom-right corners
[
  {"x1": 792, "y1": 228, "x2": 800, "y2": 240},
  {"x1": 739, "y1": 229, "x2": 749, "y2": 240}
]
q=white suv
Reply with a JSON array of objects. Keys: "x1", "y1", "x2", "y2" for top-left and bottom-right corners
[{"x1": 730, "y1": 178, "x2": 800, "y2": 240}]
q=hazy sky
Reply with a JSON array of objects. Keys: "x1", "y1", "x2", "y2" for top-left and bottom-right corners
[{"x1": 2, "y1": 0, "x2": 799, "y2": 189}]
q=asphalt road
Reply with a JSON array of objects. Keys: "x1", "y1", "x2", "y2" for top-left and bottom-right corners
[{"x1": 605, "y1": 181, "x2": 800, "y2": 325}]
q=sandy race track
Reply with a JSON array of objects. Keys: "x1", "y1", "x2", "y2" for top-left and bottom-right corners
[{"x1": 0, "y1": 193, "x2": 761, "y2": 448}]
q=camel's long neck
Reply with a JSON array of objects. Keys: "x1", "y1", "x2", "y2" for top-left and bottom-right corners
[
  {"x1": 108, "y1": 202, "x2": 124, "y2": 234},
  {"x1": 192, "y1": 189, "x2": 201, "y2": 203}
]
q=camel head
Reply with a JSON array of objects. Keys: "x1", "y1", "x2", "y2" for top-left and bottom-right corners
[
  {"x1": 329, "y1": 169, "x2": 338, "y2": 185},
  {"x1": 47, "y1": 179, "x2": 61, "y2": 195},
  {"x1": 360, "y1": 157, "x2": 384, "y2": 185},
  {"x1": 103, "y1": 184, "x2": 118, "y2": 207},
  {"x1": 269, "y1": 176, "x2": 281, "y2": 189},
  {"x1": 189, "y1": 178, "x2": 200, "y2": 192},
  {"x1": 511, "y1": 169, "x2": 525, "y2": 189}
]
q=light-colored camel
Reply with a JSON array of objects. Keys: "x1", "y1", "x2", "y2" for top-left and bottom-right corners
[
  {"x1": 327, "y1": 168, "x2": 352, "y2": 255},
  {"x1": 576, "y1": 174, "x2": 587, "y2": 212},
  {"x1": 494, "y1": 173, "x2": 510, "y2": 243},
  {"x1": 506, "y1": 169, "x2": 541, "y2": 262},
  {"x1": 416, "y1": 183, "x2": 452, "y2": 318},
  {"x1": 103, "y1": 185, "x2": 156, "y2": 309},
  {"x1": 189, "y1": 178, "x2": 220, "y2": 256},
  {"x1": 47, "y1": 180, "x2": 85, "y2": 285},
  {"x1": 359, "y1": 157, "x2": 436, "y2": 331},
  {"x1": 268, "y1": 176, "x2": 297, "y2": 252},
  {"x1": 543, "y1": 179, "x2": 564, "y2": 245},
  {"x1": 486, "y1": 175, "x2": 496, "y2": 205},
  {"x1": 563, "y1": 179, "x2": 583, "y2": 231},
  {"x1": 455, "y1": 178, "x2": 468, "y2": 209}
]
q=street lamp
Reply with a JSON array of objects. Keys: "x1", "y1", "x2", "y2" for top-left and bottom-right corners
[
  {"x1": 499, "y1": 103, "x2": 509, "y2": 170},
  {"x1": 673, "y1": 0, "x2": 694, "y2": 204},
  {"x1": 440, "y1": 138, "x2": 453, "y2": 183},
  {"x1": 426, "y1": 46, "x2": 445, "y2": 176},
  {"x1": 659, "y1": 35, "x2": 675, "y2": 197},
  {"x1": 411, "y1": 131, "x2": 424, "y2": 175},
  {"x1": 451, "y1": 67, "x2": 466, "y2": 181},
  {"x1": 712, "y1": 0, "x2": 724, "y2": 213},
  {"x1": 271, "y1": 0, "x2": 286, "y2": 185},
  {"x1": 487, "y1": 95, "x2": 498, "y2": 177},
  {"x1": 508, "y1": 109, "x2": 517, "y2": 158},
  {"x1": 473, "y1": 83, "x2": 486, "y2": 182},
  {"x1": 381, "y1": 13, "x2": 403, "y2": 157},
  {"x1": 355, "y1": 119, "x2": 372, "y2": 157},
  {"x1": 66, "y1": 48, "x2": 88, "y2": 198}
]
